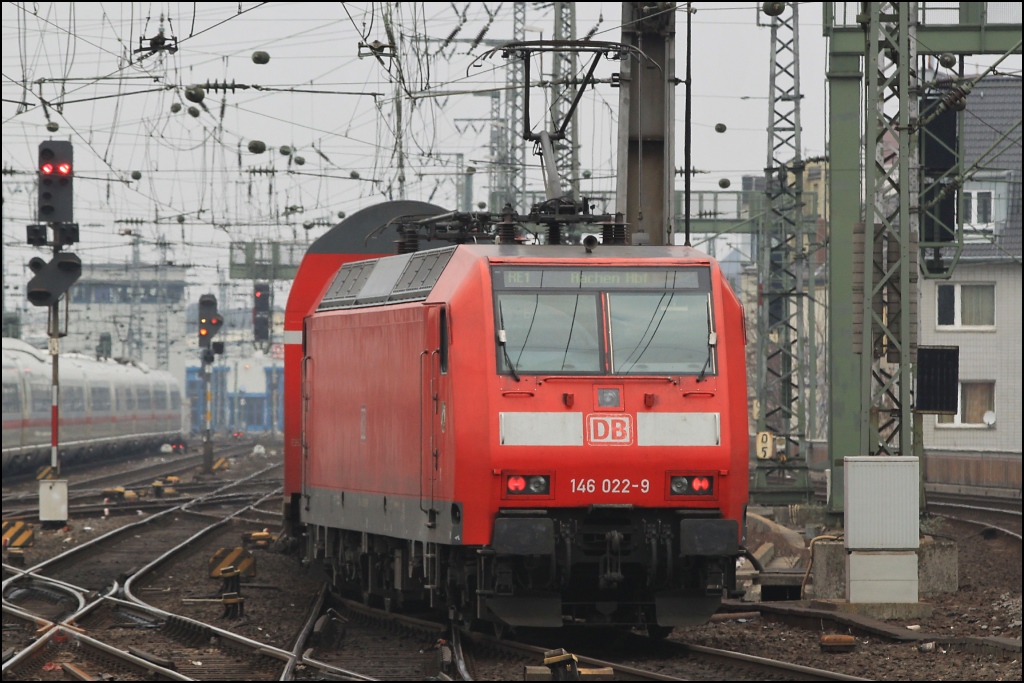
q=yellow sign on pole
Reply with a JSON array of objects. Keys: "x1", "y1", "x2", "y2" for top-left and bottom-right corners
[{"x1": 755, "y1": 431, "x2": 774, "y2": 460}]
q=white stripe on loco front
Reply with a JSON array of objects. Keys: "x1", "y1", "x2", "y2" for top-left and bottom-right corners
[
  {"x1": 637, "y1": 412, "x2": 720, "y2": 446},
  {"x1": 284, "y1": 330, "x2": 303, "y2": 345},
  {"x1": 500, "y1": 412, "x2": 584, "y2": 446}
]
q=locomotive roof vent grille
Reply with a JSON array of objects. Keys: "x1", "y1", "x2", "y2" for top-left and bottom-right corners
[
  {"x1": 392, "y1": 247, "x2": 457, "y2": 298},
  {"x1": 318, "y1": 246, "x2": 456, "y2": 311},
  {"x1": 320, "y1": 260, "x2": 377, "y2": 308}
]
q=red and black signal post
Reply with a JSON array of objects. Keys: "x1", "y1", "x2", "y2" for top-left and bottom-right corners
[
  {"x1": 27, "y1": 140, "x2": 81, "y2": 525},
  {"x1": 198, "y1": 294, "x2": 224, "y2": 472}
]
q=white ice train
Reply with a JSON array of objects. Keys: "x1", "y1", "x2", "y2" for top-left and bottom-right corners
[{"x1": 1, "y1": 338, "x2": 184, "y2": 475}]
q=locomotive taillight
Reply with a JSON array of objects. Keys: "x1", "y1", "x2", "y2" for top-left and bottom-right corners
[
  {"x1": 506, "y1": 474, "x2": 550, "y2": 496},
  {"x1": 669, "y1": 475, "x2": 714, "y2": 496}
]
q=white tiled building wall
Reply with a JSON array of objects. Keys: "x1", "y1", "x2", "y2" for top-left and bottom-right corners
[{"x1": 918, "y1": 262, "x2": 1022, "y2": 455}]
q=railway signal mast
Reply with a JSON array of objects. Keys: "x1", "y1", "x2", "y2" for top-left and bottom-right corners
[
  {"x1": 198, "y1": 294, "x2": 225, "y2": 472},
  {"x1": 253, "y1": 283, "x2": 270, "y2": 342},
  {"x1": 26, "y1": 140, "x2": 82, "y2": 525}
]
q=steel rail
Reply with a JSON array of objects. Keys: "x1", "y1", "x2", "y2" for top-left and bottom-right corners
[
  {"x1": 121, "y1": 486, "x2": 283, "y2": 602},
  {"x1": 930, "y1": 512, "x2": 1022, "y2": 541},
  {"x1": 294, "y1": 596, "x2": 444, "y2": 681},
  {"x1": 1, "y1": 601, "x2": 55, "y2": 631},
  {"x1": 278, "y1": 583, "x2": 328, "y2": 681},
  {"x1": 449, "y1": 620, "x2": 474, "y2": 681},
  {"x1": 117, "y1": 484, "x2": 371, "y2": 681},
  {"x1": 459, "y1": 629, "x2": 688, "y2": 682},
  {"x1": 1, "y1": 489, "x2": 276, "y2": 521},
  {"x1": 106, "y1": 593, "x2": 297, "y2": 663},
  {"x1": 0, "y1": 462, "x2": 281, "y2": 593},
  {"x1": 2, "y1": 442, "x2": 258, "y2": 506},
  {"x1": 672, "y1": 641, "x2": 871, "y2": 681},
  {"x1": 2, "y1": 471, "x2": 284, "y2": 680},
  {"x1": 928, "y1": 501, "x2": 1022, "y2": 517},
  {"x1": 1, "y1": 623, "x2": 190, "y2": 681},
  {"x1": 3, "y1": 581, "x2": 190, "y2": 683},
  {"x1": 460, "y1": 628, "x2": 871, "y2": 682},
  {"x1": 2, "y1": 575, "x2": 181, "y2": 681},
  {"x1": 1, "y1": 468, "x2": 292, "y2": 683},
  {"x1": 2, "y1": 574, "x2": 87, "y2": 620},
  {"x1": 2, "y1": 562, "x2": 91, "y2": 600}
]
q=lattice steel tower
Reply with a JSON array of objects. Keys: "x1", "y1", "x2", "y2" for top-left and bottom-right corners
[
  {"x1": 751, "y1": 2, "x2": 814, "y2": 503},
  {"x1": 859, "y1": 2, "x2": 919, "y2": 455},
  {"x1": 550, "y1": 2, "x2": 580, "y2": 198},
  {"x1": 487, "y1": 1, "x2": 527, "y2": 213},
  {"x1": 155, "y1": 236, "x2": 170, "y2": 369}
]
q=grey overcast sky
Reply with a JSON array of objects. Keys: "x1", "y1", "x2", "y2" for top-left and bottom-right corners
[{"x1": 2, "y1": 2, "x2": 1020, "y2": 310}]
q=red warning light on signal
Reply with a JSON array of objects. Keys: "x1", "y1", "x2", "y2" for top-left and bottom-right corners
[
  {"x1": 41, "y1": 163, "x2": 55, "y2": 175},
  {"x1": 57, "y1": 162, "x2": 72, "y2": 175}
]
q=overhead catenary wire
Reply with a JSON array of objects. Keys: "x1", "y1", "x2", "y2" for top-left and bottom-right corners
[{"x1": 2, "y1": 1, "x2": 1016, "y2": 308}]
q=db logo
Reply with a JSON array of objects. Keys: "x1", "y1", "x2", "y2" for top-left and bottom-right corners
[{"x1": 587, "y1": 414, "x2": 633, "y2": 445}]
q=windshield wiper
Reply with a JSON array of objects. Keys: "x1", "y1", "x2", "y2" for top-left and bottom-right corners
[
  {"x1": 497, "y1": 300, "x2": 521, "y2": 382},
  {"x1": 696, "y1": 331, "x2": 717, "y2": 383}
]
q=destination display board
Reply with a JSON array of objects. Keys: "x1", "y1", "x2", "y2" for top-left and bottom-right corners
[{"x1": 493, "y1": 267, "x2": 710, "y2": 291}]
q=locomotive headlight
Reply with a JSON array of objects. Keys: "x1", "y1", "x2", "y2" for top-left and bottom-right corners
[
  {"x1": 597, "y1": 388, "x2": 621, "y2": 408},
  {"x1": 669, "y1": 475, "x2": 714, "y2": 496},
  {"x1": 527, "y1": 475, "x2": 550, "y2": 495}
]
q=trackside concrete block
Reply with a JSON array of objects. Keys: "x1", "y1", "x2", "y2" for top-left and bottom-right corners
[
  {"x1": 847, "y1": 551, "x2": 918, "y2": 603},
  {"x1": 810, "y1": 540, "x2": 848, "y2": 599},
  {"x1": 811, "y1": 538, "x2": 958, "y2": 600}
]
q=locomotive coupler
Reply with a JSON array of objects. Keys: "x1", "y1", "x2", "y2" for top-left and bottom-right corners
[
  {"x1": 599, "y1": 530, "x2": 625, "y2": 590},
  {"x1": 645, "y1": 521, "x2": 674, "y2": 587},
  {"x1": 705, "y1": 559, "x2": 726, "y2": 595}
]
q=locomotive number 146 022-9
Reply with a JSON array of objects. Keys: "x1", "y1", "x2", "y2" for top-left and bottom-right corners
[{"x1": 570, "y1": 478, "x2": 651, "y2": 494}]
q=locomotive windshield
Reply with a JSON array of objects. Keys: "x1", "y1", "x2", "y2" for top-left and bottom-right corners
[{"x1": 493, "y1": 267, "x2": 714, "y2": 376}]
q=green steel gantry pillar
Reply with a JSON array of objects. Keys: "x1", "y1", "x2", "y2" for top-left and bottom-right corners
[{"x1": 824, "y1": 1, "x2": 1022, "y2": 519}]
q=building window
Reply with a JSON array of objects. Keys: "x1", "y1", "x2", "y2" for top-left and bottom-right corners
[
  {"x1": 961, "y1": 175, "x2": 1009, "y2": 243},
  {"x1": 937, "y1": 381, "x2": 995, "y2": 427},
  {"x1": 962, "y1": 190, "x2": 992, "y2": 225},
  {"x1": 937, "y1": 283, "x2": 995, "y2": 328},
  {"x1": 69, "y1": 285, "x2": 90, "y2": 304}
]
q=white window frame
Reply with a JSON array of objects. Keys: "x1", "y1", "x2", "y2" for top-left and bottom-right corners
[
  {"x1": 961, "y1": 173, "x2": 1010, "y2": 243},
  {"x1": 935, "y1": 282, "x2": 996, "y2": 330},
  {"x1": 935, "y1": 381, "x2": 995, "y2": 429}
]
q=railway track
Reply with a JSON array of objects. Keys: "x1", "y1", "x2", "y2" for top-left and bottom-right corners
[
  {"x1": 927, "y1": 497, "x2": 1022, "y2": 540},
  {"x1": 1, "y1": 442, "x2": 259, "y2": 513},
  {"x1": 2, "y1": 465, "x2": 280, "y2": 617},
  {"x1": 460, "y1": 627, "x2": 871, "y2": 681},
  {"x1": 292, "y1": 595, "x2": 450, "y2": 680},
  {"x1": 2, "y1": 465, "x2": 294, "y2": 681},
  {"x1": 282, "y1": 593, "x2": 868, "y2": 681}
]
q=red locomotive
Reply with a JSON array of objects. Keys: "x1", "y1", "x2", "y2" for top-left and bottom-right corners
[{"x1": 284, "y1": 206, "x2": 748, "y2": 635}]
